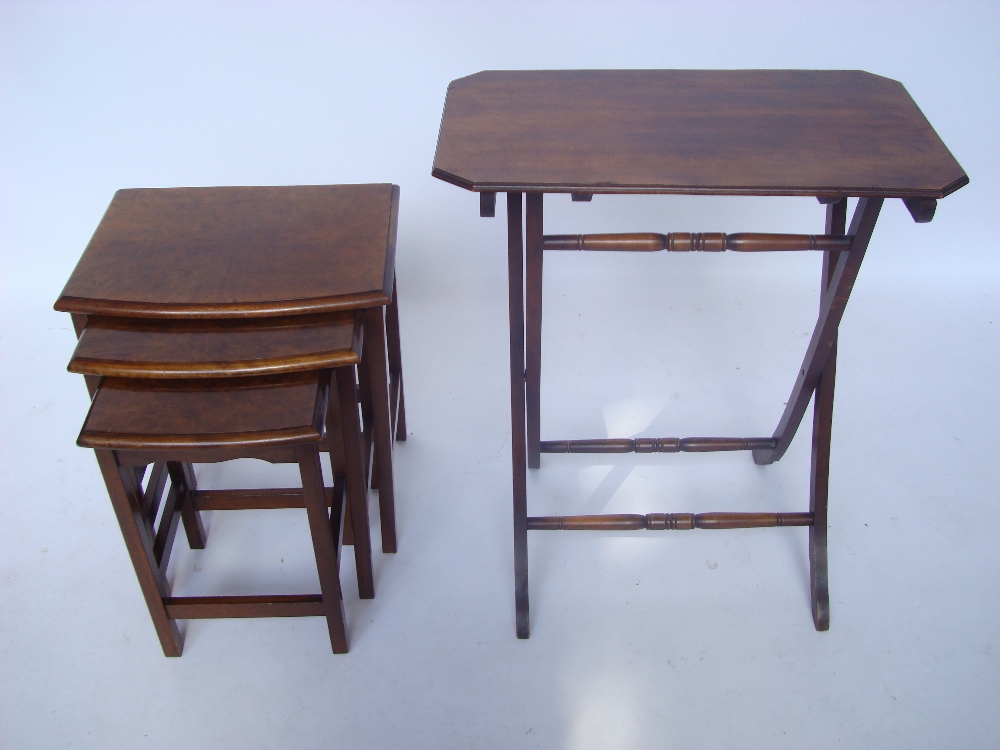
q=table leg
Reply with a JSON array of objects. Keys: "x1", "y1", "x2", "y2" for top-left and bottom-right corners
[
  {"x1": 366, "y1": 305, "x2": 398, "y2": 553},
  {"x1": 336, "y1": 366, "x2": 375, "y2": 600},
  {"x1": 298, "y1": 443, "x2": 349, "y2": 653},
  {"x1": 95, "y1": 449, "x2": 182, "y2": 656},
  {"x1": 507, "y1": 191, "x2": 530, "y2": 638},
  {"x1": 386, "y1": 275, "x2": 407, "y2": 442},
  {"x1": 754, "y1": 197, "x2": 883, "y2": 465},
  {"x1": 809, "y1": 197, "x2": 847, "y2": 631},
  {"x1": 525, "y1": 193, "x2": 544, "y2": 469},
  {"x1": 167, "y1": 461, "x2": 206, "y2": 550}
]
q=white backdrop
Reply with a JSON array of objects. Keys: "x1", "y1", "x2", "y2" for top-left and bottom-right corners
[{"x1": 2, "y1": 2, "x2": 998, "y2": 748}]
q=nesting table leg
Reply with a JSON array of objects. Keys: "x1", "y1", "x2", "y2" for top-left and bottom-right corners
[
  {"x1": 167, "y1": 462, "x2": 206, "y2": 549},
  {"x1": 94, "y1": 449, "x2": 183, "y2": 657},
  {"x1": 336, "y1": 366, "x2": 376, "y2": 599},
  {"x1": 366, "y1": 306, "x2": 398, "y2": 553},
  {"x1": 506, "y1": 192, "x2": 531, "y2": 638},
  {"x1": 386, "y1": 276, "x2": 407, "y2": 442},
  {"x1": 298, "y1": 444, "x2": 349, "y2": 654}
]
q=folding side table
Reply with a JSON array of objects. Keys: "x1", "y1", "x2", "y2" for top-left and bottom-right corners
[{"x1": 432, "y1": 70, "x2": 968, "y2": 638}]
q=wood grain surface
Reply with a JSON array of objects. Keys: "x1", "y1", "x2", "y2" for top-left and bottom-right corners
[
  {"x1": 69, "y1": 312, "x2": 362, "y2": 378},
  {"x1": 78, "y1": 371, "x2": 329, "y2": 451},
  {"x1": 433, "y1": 70, "x2": 967, "y2": 197},
  {"x1": 56, "y1": 184, "x2": 399, "y2": 318}
]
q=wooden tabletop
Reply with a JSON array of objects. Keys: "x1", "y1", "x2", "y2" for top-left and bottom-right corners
[
  {"x1": 432, "y1": 70, "x2": 967, "y2": 198},
  {"x1": 78, "y1": 371, "x2": 329, "y2": 451},
  {"x1": 56, "y1": 184, "x2": 399, "y2": 319},
  {"x1": 69, "y1": 311, "x2": 362, "y2": 379}
]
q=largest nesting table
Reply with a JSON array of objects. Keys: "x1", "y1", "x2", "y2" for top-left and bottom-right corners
[{"x1": 432, "y1": 69, "x2": 968, "y2": 638}]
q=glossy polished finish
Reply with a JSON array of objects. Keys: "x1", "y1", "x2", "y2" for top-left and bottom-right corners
[
  {"x1": 433, "y1": 68, "x2": 969, "y2": 639},
  {"x1": 79, "y1": 371, "x2": 329, "y2": 452},
  {"x1": 55, "y1": 184, "x2": 399, "y2": 318},
  {"x1": 57, "y1": 183, "x2": 406, "y2": 555},
  {"x1": 433, "y1": 69, "x2": 968, "y2": 197},
  {"x1": 69, "y1": 312, "x2": 362, "y2": 379},
  {"x1": 83, "y1": 369, "x2": 361, "y2": 655}
]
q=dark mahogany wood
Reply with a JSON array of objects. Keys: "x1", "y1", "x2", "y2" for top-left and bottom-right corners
[
  {"x1": 434, "y1": 69, "x2": 968, "y2": 638},
  {"x1": 165, "y1": 595, "x2": 325, "y2": 619},
  {"x1": 434, "y1": 70, "x2": 967, "y2": 199},
  {"x1": 298, "y1": 442, "x2": 349, "y2": 653},
  {"x1": 527, "y1": 512, "x2": 813, "y2": 531},
  {"x1": 55, "y1": 185, "x2": 400, "y2": 319},
  {"x1": 58, "y1": 183, "x2": 406, "y2": 561},
  {"x1": 541, "y1": 437, "x2": 778, "y2": 453},
  {"x1": 480, "y1": 191, "x2": 497, "y2": 217},
  {"x1": 808, "y1": 197, "x2": 847, "y2": 631},
  {"x1": 365, "y1": 306, "x2": 398, "y2": 553},
  {"x1": 385, "y1": 277, "x2": 407, "y2": 441},
  {"x1": 754, "y1": 197, "x2": 883, "y2": 465},
  {"x1": 142, "y1": 462, "x2": 168, "y2": 521},
  {"x1": 507, "y1": 192, "x2": 530, "y2": 639},
  {"x1": 95, "y1": 449, "x2": 181, "y2": 656},
  {"x1": 167, "y1": 461, "x2": 207, "y2": 551},
  {"x1": 903, "y1": 197, "x2": 937, "y2": 223},
  {"x1": 335, "y1": 366, "x2": 375, "y2": 600},
  {"x1": 542, "y1": 233, "x2": 852, "y2": 253},
  {"x1": 78, "y1": 372, "x2": 329, "y2": 453},
  {"x1": 83, "y1": 370, "x2": 359, "y2": 655},
  {"x1": 192, "y1": 486, "x2": 338, "y2": 511},
  {"x1": 69, "y1": 312, "x2": 362, "y2": 378},
  {"x1": 525, "y1": 193, "x2": 544, "y2": 469}
]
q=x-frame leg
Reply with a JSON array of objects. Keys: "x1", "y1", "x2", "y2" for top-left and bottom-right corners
[{"x1": 503, "y1": 192, "x2": 884, "y2": 638}]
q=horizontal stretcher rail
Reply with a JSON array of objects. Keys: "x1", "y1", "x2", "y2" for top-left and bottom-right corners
[
  {"x1": 542, "y1": 232, "x2": 852, "y2": 253},
  {"x1": 164, "y1": 594, "x2": 325, "y2": 619},
  {"x1": 192, "y1": 488, "x2": 336, "y2": 511},
  {"x1": 527, "y1": 512, "x2": 813, "y2": 531},
  {"x1": 540, "y1": 437, "x2": 777, "y2": 454}
]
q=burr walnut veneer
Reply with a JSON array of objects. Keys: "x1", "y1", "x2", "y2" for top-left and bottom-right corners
[{"x1": 433, "y1": 69, "x2": 968, "y2": 638}]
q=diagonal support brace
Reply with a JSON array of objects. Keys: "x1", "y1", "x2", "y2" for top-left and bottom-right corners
[{"x1": 753, "y1": 197, "x2": 883, "y2": 465}]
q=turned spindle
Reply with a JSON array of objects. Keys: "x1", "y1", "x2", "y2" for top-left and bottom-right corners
[
  {"x1": 539, "y1": 437, "x2": 777, "y2": 454},
  {"x1": 542, "y1": 232, "x2": 852, "y2": 253},
  {"x1": 527, "y1": 512, "x2": 813, "y2": 531}
]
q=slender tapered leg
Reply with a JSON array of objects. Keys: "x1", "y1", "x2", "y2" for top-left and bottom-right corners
[
  {"x1": 525, "y1": 193, "x2": 544, "y2": 469},
  {"x1": 366, "y1": 305, "x2": 398, "y2": 553},
  {"x1": 336, "y1": 365, "x2": 375, "y2": 599},
  {"x1": 809, "y1": 198, "x2": 847, "y2": 631},
  {"x1": 386, "y1": 275, "x2": 407, "y2": 441},
  {"x1": 94, "y1": 450, "x2": 182, "y2": 656},
  {"x1": 507, "y1": 192, "x2": 530, "y2": 638},
  {"x1": 754, "y1": 197, "x2": 883, "y2": 465},
  {"x1": 298, "y1": 444, "x2": 349, "y2": 654}
]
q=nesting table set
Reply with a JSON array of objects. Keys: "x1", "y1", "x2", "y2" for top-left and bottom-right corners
[
  {"x1": 432, "y1": 70, "x2": 968, "y2": 638},
  {"x1": 58, "y1": 69, "x2": 967, "y2": 654},
  {"x1": 55, "y1": 184, "x2": 406, "y2": 654}
]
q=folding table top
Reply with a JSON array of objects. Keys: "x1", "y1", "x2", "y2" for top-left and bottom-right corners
[
  {"x1": 55, "y1": 184, "x2": 399, "y2": 319},
  {"x1": 432, "y1": 70, "x2": 968, "y2": 199}
]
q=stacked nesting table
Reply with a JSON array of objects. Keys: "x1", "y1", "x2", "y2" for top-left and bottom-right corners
[
  {"x1": 55, "y1": 183, "x2": 407, "y2": 654},
  {"x1": 432, "y1": 70, "x2": 968, "y2": 638}
]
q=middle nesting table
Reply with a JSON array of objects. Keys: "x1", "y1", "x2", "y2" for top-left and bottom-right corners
[{"x1": 54, "y1": 184, "x2": 407, "y2": 590}]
